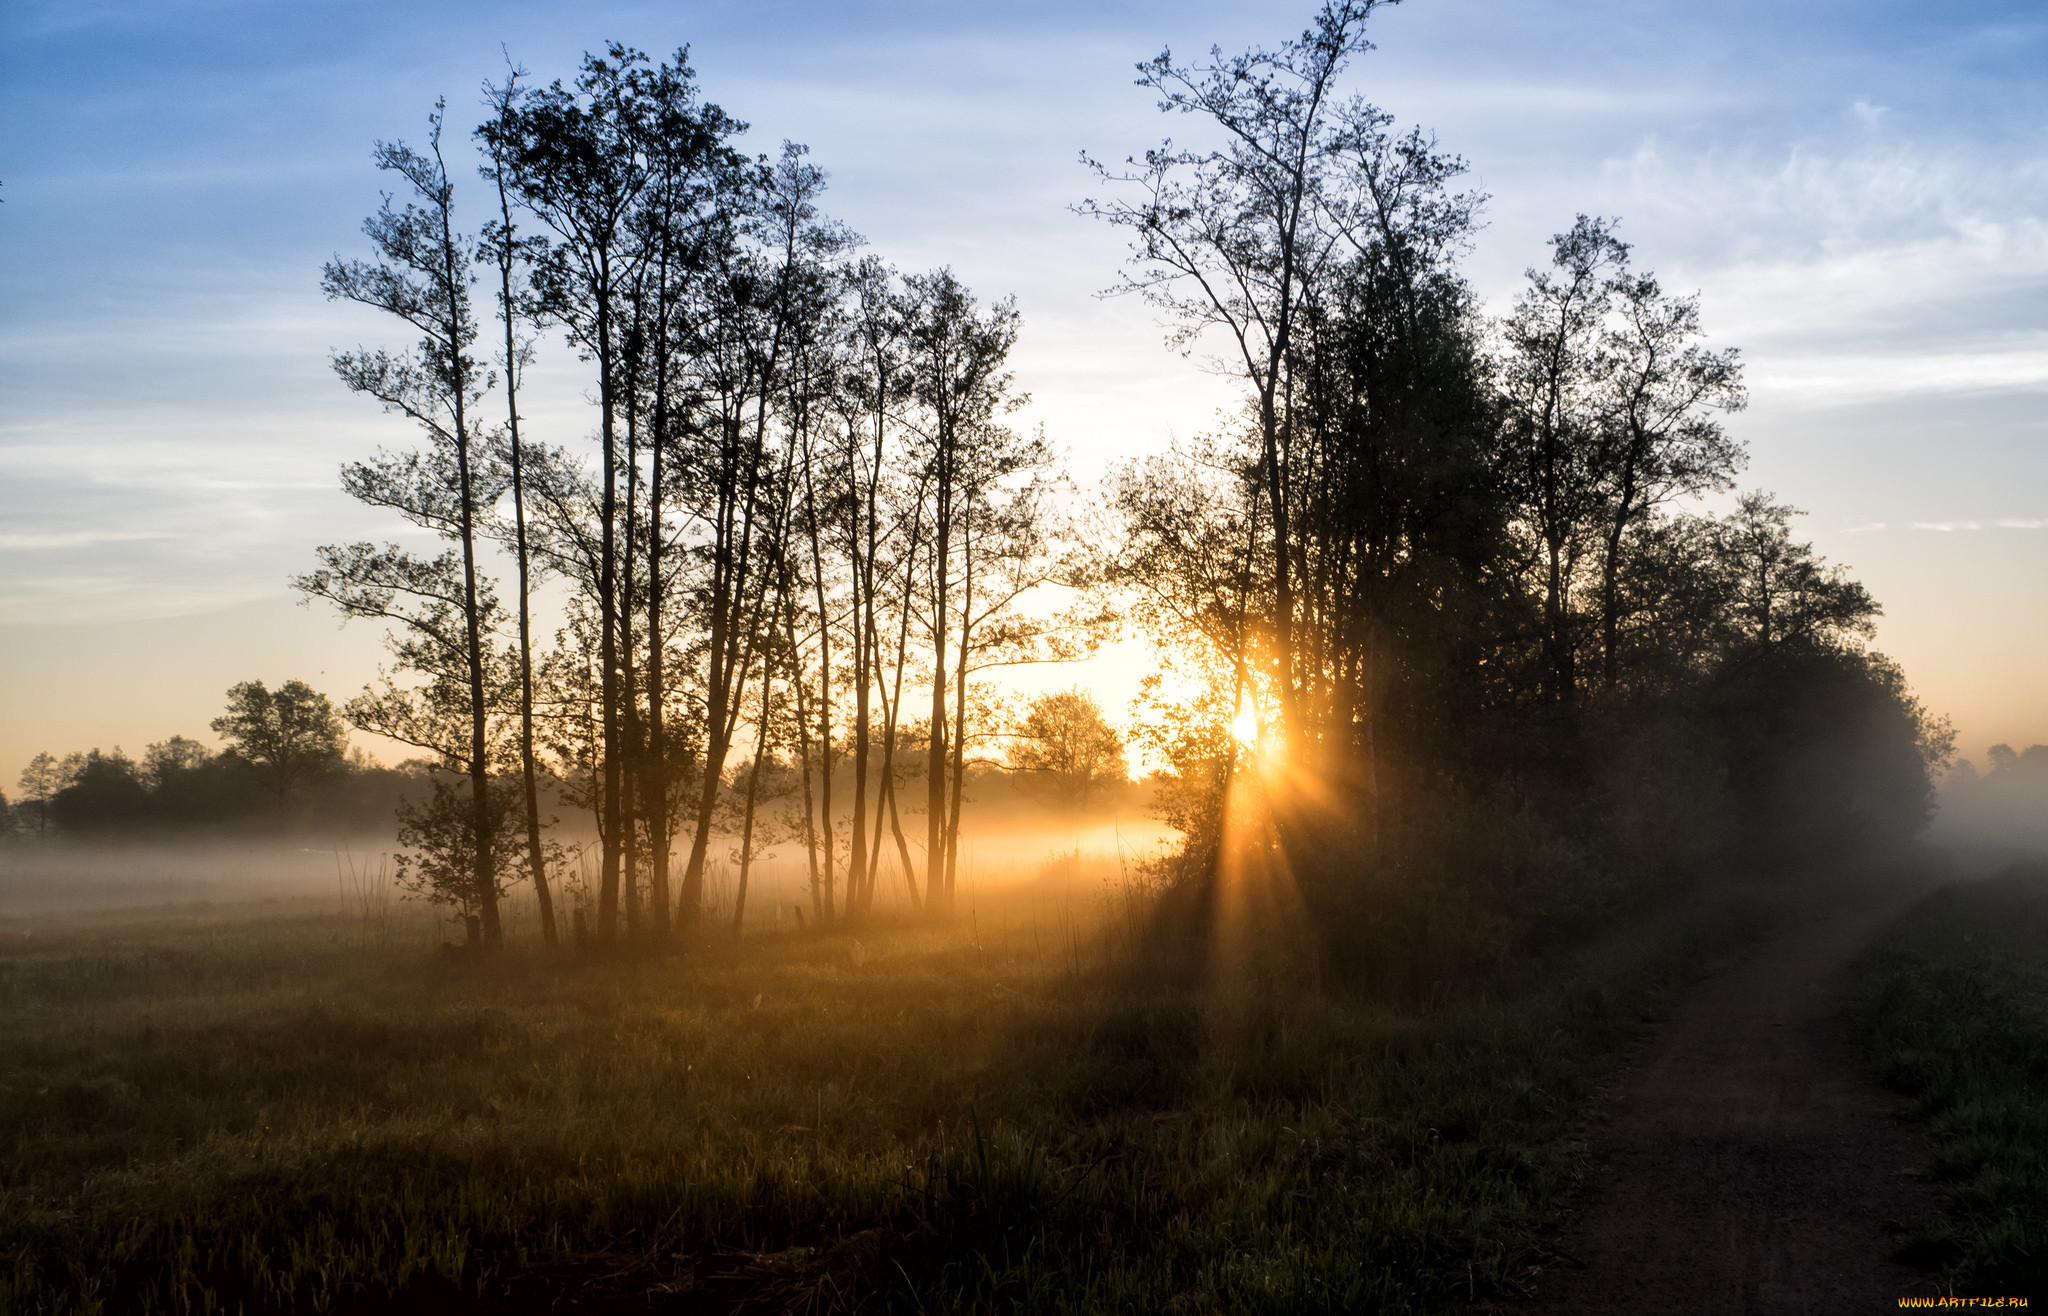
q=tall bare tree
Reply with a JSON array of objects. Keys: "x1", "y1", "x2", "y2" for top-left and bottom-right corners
[
  {"x1": 1081, "y1": 0, "x2": 1391, "y2": 750},
  {"x1": 309, "y1": 107, "x2": 506, "y2": 946},
  {"x1": 482, "y1": 48, "x2": 656, "y2": 940},
  {"x1": 901, "y1": 269, "x2": 1024, "y2": 910},
  {"x1": 481, "y1": 67, "x2": 560, "y2": 948}
]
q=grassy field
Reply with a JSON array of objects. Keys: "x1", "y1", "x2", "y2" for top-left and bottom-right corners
[
  {"x1": 0, "y1": 864, "x2": 1882, "y2": 1315},
  {"x1": 1852, "y1": 863, "x2": 2048, "y2": 1299}
]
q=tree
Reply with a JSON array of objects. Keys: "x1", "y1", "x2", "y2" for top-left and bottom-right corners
[
  {"x1": 393, "y1": 773, "x2": 528, "y2": 938},
  {"x1": 1985, "y1": 744, "x2": 2048, "y2": 781},
  {"x1": 210, "y1": 680, "x2": 347, "y2": 810},
  {"x1": 1101, "y1": 105, "x2": 1500, "y2": 849},
  {"x1": 1010, "y1": 689, "x2": 1127, "y2": 806},
  {"x1": 142, "y1": 736, "x2": 213, "y2": 783},
  {"x1": 48, "y1": 749, "x2": 148, "y2": 837},
  {"x1": 1589, "y1": 266, "x2": 1745, "y2": 688},
  {"x1": 481, "y1": 64, "x2": 562, "y2": 949},
  {"x1": 308, "y1": 104, "x2": 508, "y2": 947},
  {"x1": 16, "y1": 751, "x2": 67, "y2": 839},
  {"x1": 1498, "y1": 215, "x2": 1629, "y2": 706},
  {"x1": 670, "y1": 139, "x2": 834, "y2": 930},
  {"x1": 832, "y1": 255, "x2": 910, "y2": 915},
  {"x1": 1275, "y1": 111, "x2": 1500, "y2": 817},
  {"x1": 900, "y1": 268, "x2": 1029, "y2": 909},
  {"x1": 1082, "y1": 0, "x2": 1393, "y2": 749},
  {"x1": 1713, "y1": 492, "x2": 1876, "y2": 656},
  {"x1": 481, "y1": 46, "x2": 660, "y2": 940}
]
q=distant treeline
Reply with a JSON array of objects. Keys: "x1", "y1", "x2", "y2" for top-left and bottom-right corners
[
  {"x1": 3, "y1": 679, "x2": 427, "y2": 840},
  {"x1": 1933, "y1": 743, "x2": 2048, "y2": 855},
  {"x1": 2, "y1": 677, "x2": 1131, "y2": 847},
  {"x1": 2, "y1": 742, "x2": 423, "y2": 841}
]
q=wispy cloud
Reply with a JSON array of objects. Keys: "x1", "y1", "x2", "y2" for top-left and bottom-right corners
[
  {"x1": 1841, "y1": 522, "x2": 1887, "y2": 533},
  {"x1": 0, "y1": 529, "x2": 173, "y2": 551},
  {"x1": 1908, "y1": 519, "x2": 2048, "y2": 532}
]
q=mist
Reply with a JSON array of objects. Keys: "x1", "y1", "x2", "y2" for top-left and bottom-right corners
[
  {"x1": 1930, "y1": 743, "x2": 2048, "y2": 872},
  {"x1": 5, "y1": 3, "x2": 2039, "y2": 1310},
  {"x1": 0, "y1": 799, "x2": 1176, "y2": 930}
]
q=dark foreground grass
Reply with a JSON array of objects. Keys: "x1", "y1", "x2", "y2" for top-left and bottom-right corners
[
  {"x1": 1852, "y1": 863, "x2": 2048, "y2": 1298},
  {"x1": 0, "y1": 874, "x2": 1870, "y2": 1315}
]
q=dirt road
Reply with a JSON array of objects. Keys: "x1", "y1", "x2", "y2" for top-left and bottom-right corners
[{"x1": 1523, "y1": 901, "x2": 1941, "y2": 1313}]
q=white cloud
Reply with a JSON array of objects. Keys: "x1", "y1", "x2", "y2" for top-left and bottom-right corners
[{"x1": 1905, "y1": 520, "x2": 2048, "y2": 533}]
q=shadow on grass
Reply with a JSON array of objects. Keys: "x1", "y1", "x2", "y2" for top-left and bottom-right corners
[
  {"x1": 1850, "y1": 862, "x2": 2048, "y2": 1300},
  {"x1": 0, "y1": 861, "x2": 1930, "y2": 1314}
]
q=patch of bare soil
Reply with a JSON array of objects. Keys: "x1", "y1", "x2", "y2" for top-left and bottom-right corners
[{"x1": 1521, "y1": 900, "x2": 1942, "y2": 1313}]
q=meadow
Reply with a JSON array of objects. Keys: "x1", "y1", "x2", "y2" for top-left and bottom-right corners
[
  {"x1": 1853, "y1": 863, "x2": 2048, "y2": 1298},
  {"x1": 0, "y1": 844, "x2": 1918, "y2": 1316}
]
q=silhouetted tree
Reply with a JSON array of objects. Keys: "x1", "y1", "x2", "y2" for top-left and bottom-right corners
[
  {"x1": 307, "y1": 105, "x2": 507, "y2": 946},
  {"x1": 142, "y1": 736, "x2": 213, "y2": 783},
  {"x1": 481, "y1": 46, "x2": 660, "y2": 940},
  {"x1": 49, "y1": 749, "x2": 148, "y2": 837},
  {"x1": 901, "y1": 268, "x2": 1028, "y2": 909},
  {"x1": 1987, "y1": 744, "x2": 2048, "y2": 780},
  {"x1": 1498, "y1": 215, "x2": 1629, "y2": 706},
  {"x1": 1085, "y1": 7, "x2": 1952, "y2": 944},
  {"x1": 481, "y1": 65, "x2": 561, "y2": 949},
  {"x1": 15, "y1": 752, "x2": 65, "y2": 839},
  {"x1": 393, "y1": 772, "x2": 527, "y2": 937},
  {"x1": 670, "y1": 140, "x2": 832, "y2": 929},
  {"x1": 832, "y1": 255, "x2": 908, "y2": 914},
  {"x1": 1010, "y1": 689, "x2": 1127, "y2": 806},
  {"x1": 1590, "y1": 268, "x2": 1745, "y2": 687},
  {"x1": 210, "y1": 680, "x2": 348, "y2": 811},
  {"x1": 1714, "y1": 492, "x2": 1876, "y2": 657},
  {"x1": 1082, "y1": 0, "x2": 1393, "y2": 748}
]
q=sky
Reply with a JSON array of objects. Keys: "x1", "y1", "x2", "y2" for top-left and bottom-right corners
[{"x1": 1, "y1": 0, "x2": 2044, "y2": 786}]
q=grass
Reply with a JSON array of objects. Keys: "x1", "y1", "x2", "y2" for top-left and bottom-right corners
[
  {"x1": 1851, "y1": 863, "x2": 2048, "y2": 1298},
  {"x1": 0, "y1": 868, "x2": 1873, "y2": 1314}
]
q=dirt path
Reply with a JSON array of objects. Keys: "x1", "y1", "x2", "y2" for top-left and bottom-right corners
[{"x1": 1522, "y1": 900, "x2": 1942, "y2": 1313}]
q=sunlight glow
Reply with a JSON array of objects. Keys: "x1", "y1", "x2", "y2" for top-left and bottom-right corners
[{"x1": 1230, "y1": 704, "x2": 1259, "y2": 749}]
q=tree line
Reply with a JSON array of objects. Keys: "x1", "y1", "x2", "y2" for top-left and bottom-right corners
[
  {"x1": 2, "y1": 673, "x2": 1126, "y2": 863},
  {"x1": 97, "y1": 5, "x2": 1945, "y2": 963},
  {"x1": 1080, "y1": 1, "x2": 1951, "y2": 962},
  {"x1": 3, "y1": 680, "x2": 399, "y2": 840},
  {"x1": 303, "y1": 55, "x2": 1117, "y2": 948}
]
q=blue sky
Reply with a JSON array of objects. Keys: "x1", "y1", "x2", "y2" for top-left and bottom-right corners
[{"x1": 2, "y1": 0, "x2": 2044, "y2": 780}]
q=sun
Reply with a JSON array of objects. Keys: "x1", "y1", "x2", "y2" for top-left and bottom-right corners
[{"x1": 1230, "y1": 704, "x2": 1260, "y2": 749}]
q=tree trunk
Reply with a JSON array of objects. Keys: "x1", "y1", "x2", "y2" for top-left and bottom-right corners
[
  {"x1": 943, "y1": 501, "x2": 971, "y2": 898},
  {"x1": 732, "y1": 664, "x2": 772, "y2": 935},
  {"x1": 1600, "y1": 458, "x2": 1640, "y2": 692},
  {"x1": 620, "y1": 359, "x2": 643, "y2": 940},
  {"x1": 781, "y1": 571, "x2": 826, "y2": 921},
  {"x1": 926, "y1": 451, "x2": 951, "y2": 913},
  {"x1": 439, "y1": 184, "x2": 499, "y2": 950},
  {"x1": 493, "y1": 168, "x2": 558, "y2": 950},
  {"x1": 800, "y1": 426, "x2": 836, "y2": 923},
  {"x1": 596, "y1": 250, "x2": 623, "y2": 943},
  {"x1": 644, "y1": 244, "x2": 676, "y2": 939}
]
